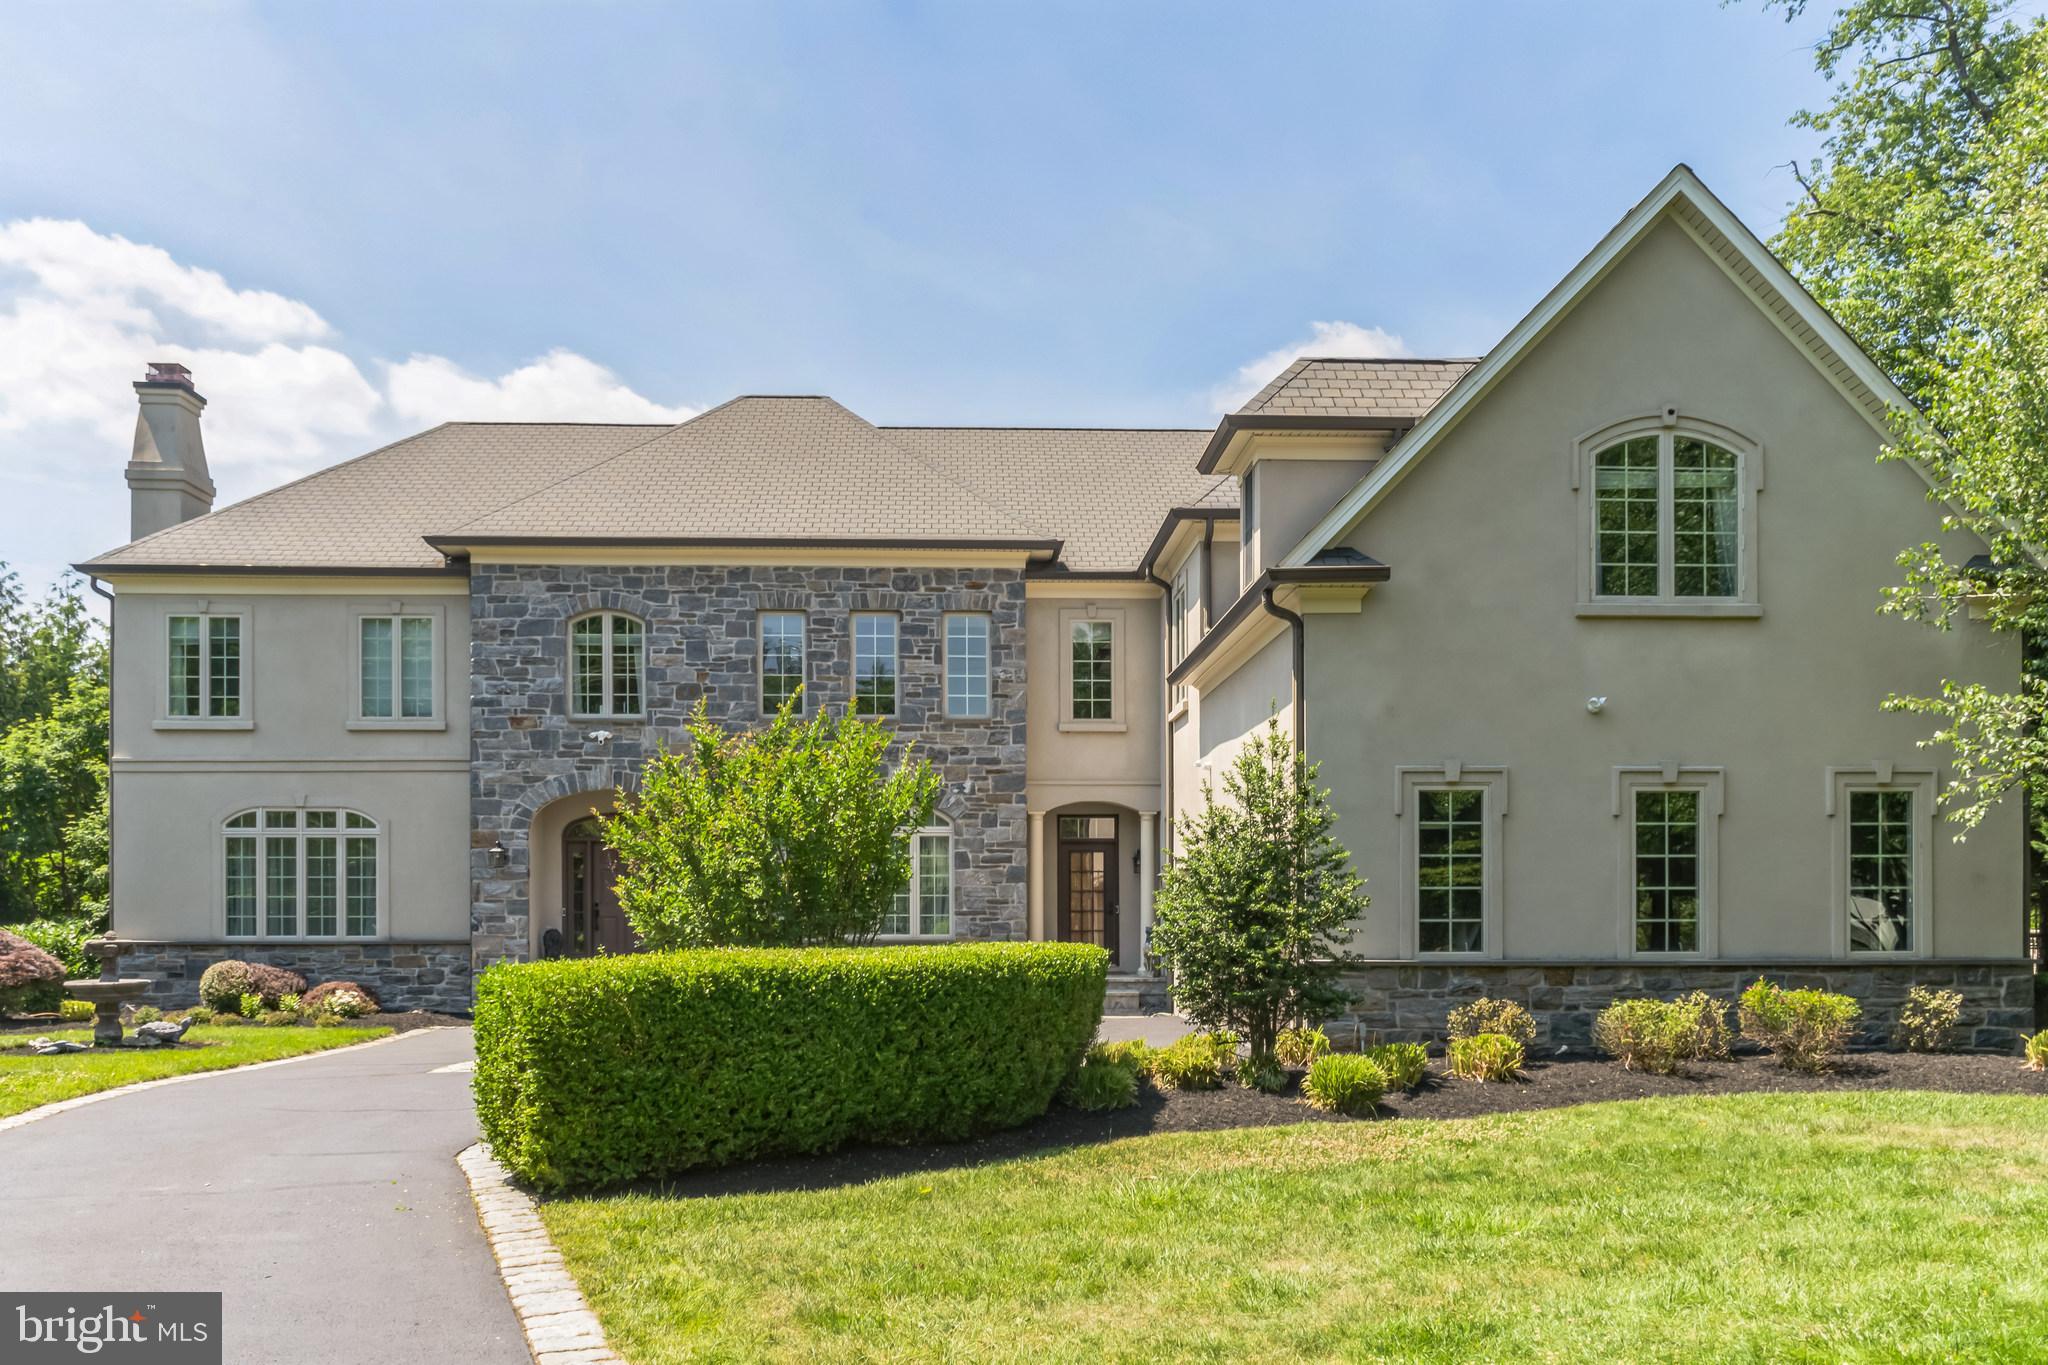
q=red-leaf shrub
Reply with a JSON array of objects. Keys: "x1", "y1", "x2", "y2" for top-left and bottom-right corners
[
  {"x1": 246, "y1": 963, "x2": 306, "y2": 1006},
  {"x1": 0, "y1": 928, "x2": 66, "y2": 1016},
  {"x1": 302, "y1": 980, "x2": 382, "y2": 1014}
]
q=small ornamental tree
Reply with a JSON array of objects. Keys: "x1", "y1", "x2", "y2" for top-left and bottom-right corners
[
  {"x1": 1150, "y1": 717, "x2": 1366, "y2": 1055},
  {"x1": 602, "y1": 693, "x2": 940, "y2": 948}
]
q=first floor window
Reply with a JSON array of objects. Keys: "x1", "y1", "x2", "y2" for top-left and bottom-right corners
[
  {"x1": 883, "y1": 826, "x2": 952, "y2": 936},
  {"x1": 225, "y1": 808, "x2": 378, "y2": 938},
  {"x1": 1070, "y1": 619, "x2": 1114, "y2": 720},
  {"x1": 1847, "y1": 789, "x2": 1915, "y2": 952},
  {"x1": 570, "y1": 612, "x2": 645, "y2": 718},
  {"x1": 761, "y1": 611, "x2": 805, "y2": 714},
  {"x1": 854, "y1": 613, "x2": 898, "y2": 716},
  {"x1": 945, "y1": 613, "x2": 990, "y2": 717},
  {"x1": 1416, "y1": 788, "x2": 1486, "y2": 953},
  {"x1": 169, "y1": 613, "x2": 242, "y2": 718},
  {"x1": 1632, "y1": 789, "x2": 1701, "y2": 953},
  {"x1": 360, "y1": 615, "x2": 435, "y2": 719}
]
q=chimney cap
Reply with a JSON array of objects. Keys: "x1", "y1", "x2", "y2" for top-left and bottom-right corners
[{"x1": 142, "y1": 361, "x2": 194, "y2": 389}]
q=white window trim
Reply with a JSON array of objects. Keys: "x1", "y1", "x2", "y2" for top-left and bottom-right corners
[
  {"x1": 878, "y1": 823, "x2": 954, "y2": 941},
  {"x1": 851, "y1": 611, "x2": 901, "y2": 718},
  {"x1": 941, "y1": 611, "x2": 992, "y2": 720},
  {"x1": 758, "y1": 610, "x2": 807, "y2": 717},
  {"x1": 567, "y1": 611, "x2": 648, "y2": 721},
  {"x1": 156, "y1": 604, "x2": 254, "y2": 730},
  {"x1": 220, "y1": 806, "x2": 386, "y2": 942},
  {"x1": 348, "y1": 603, "x2": 446, "y2": 730},
  {"x1": 1058, "y1": 605, "x2": 1125, "y2": 731},
  {"x1": 1572, "y1": 412, "x2": 1764, "y2": 618},
  {"x1": 1611, "y1": 764, "x2": 1725, "y2": 960},
  {"x1": 1168, "y1": 550, "x2": 1201, "y2": 718},
  {"x1": 1395, "y1": 765, "x2": 1508, "y2": 960},
  {"x1": 1826, "y1": 765, "x2": 1936, "y2": 959}
]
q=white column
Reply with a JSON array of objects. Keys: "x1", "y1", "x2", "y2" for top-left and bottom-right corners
[
  {"x1": 1138, "y1": 810, "x2": 1158, "y2": 975},
  {"x1": 1027, "y1": 810, "x2": 1046, "y2": 941}
]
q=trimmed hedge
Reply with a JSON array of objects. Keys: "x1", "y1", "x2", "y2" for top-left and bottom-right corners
[{"x1": 474, "y1": 942, "x2": 1108, "y2": 1189}]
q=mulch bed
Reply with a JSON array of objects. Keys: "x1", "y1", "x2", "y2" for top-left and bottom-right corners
[{"x1": 623, "y1": 1050, "x2": 2048, "y2": 1201}]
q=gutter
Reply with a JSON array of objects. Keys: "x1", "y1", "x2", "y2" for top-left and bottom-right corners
[
  {"x1": 87, "y1": 576, "x2": 115, "y2": 935},
  {"x1": 1259, "y1": 584, "x2": 1307, "y2": 756},
  {"x1": 1197, "y1": 413, "x2": 1417, "y2": 475},
  {"x1": 1167, "y1": 559, "x2": 1389, "y2": 690}
]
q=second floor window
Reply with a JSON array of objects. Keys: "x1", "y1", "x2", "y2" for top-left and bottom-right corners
[
  {"x1": 168, "y1": 613, "x2": 241, "y2": 718},
  {"x1": 760, "y1": 612, "x2": 805, "y2": 714},
  {"x1": 1071, "y1": 619, "x2": 1114, "y2": 721},
  {"x1": 360, "y1": 615, "x2": 434, "y2": 719},
  {"x1": 1591, "y1": 430, "x2": 1745, "y2": 602},
  {"x1": 570, "y1": 612, "x2": 645, "y2": 718},
  {"x1": 945, "y1": 613, "x2": 990, "y2": 718},
  {"x1": 853, "y1": 613, "x2": 898, "y2": 716}
]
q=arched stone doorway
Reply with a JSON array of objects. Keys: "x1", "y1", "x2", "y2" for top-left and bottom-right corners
[{"x1": 527, "y1": 789, "x2": 637, "y2": 958}]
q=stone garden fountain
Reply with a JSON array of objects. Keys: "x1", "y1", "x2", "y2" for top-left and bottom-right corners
[{"x1": 64, "y1": 938, "x2": 153, "y2": 1047}]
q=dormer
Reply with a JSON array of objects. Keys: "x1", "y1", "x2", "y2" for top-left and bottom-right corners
[{"x1": 1200, "y1": 357, "x2": 1474, "y2": 581}]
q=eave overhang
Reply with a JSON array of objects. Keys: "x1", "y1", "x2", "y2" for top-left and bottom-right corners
[
  {"x1": 1167, "y1": 559, "x2": 1389, "y2": 691},
  {"x1": 1197, "y1": 413, "x2": 1416, "y2": 476}
]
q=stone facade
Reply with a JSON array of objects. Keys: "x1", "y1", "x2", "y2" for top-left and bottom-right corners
[
  {"x1": 468, "y1": 563, "x2": 1030, "y2": 972},
  {"x1": 1321, "y1": 959, "x2": 2039, "y2": 1053},
  {"x1": 119, "y1": 940, "x2": 473, "y2": 1014}
]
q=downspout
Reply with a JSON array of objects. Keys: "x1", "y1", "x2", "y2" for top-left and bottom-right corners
[
  {"x1": 1259, "y1": 584, "x2": 1306, "y2": 757},
  {"x1": 1200, "y1": 519, "x2": 1216, "y2": 633},
  {"x1": 88, "y1": 576, "x2": 115, "y2": 935},
  {"x1": 1142, "y1": 560, "x2": 1173, "y2": 976}
]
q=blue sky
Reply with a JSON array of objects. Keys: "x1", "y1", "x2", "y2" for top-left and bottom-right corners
[{"x1": 0, "y1": 1, "x2": 1839, "y2": 592}]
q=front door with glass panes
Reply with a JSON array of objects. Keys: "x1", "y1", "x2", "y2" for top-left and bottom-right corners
[
  {"x1": 562, "y1": 817, "x2": 637, "y2": 956},
  {"x1": 1057, "y1": 815, "x2": 1120, "y2": 967}
]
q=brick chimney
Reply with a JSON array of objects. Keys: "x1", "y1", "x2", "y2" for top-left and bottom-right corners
[{"x1": 125, "y1": 362, "x2": 216, "y2": 540}]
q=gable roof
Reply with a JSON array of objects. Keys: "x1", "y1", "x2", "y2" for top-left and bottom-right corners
[
  {"x1": 1236, "y1": 357, "x2": 1477, "y2": 417},
  {"x1": 1280, "y1": 163, "x2": 1924, "y2": 567}
]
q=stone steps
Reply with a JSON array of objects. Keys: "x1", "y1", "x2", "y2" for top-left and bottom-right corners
[{"x1": 1105, "y1": 972, "x2": 1174, "y2": 1015}]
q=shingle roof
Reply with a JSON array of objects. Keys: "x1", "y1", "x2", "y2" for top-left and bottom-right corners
[
  {"x1": 81, "y1": 399, "x2": 1228, "y2": 575},
  {"x1": 1236, "y1": 357, "x2": 1477, "y2": 418}
]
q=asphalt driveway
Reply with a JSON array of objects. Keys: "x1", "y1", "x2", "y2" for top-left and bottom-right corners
[{"x1": 0, "y1": 1026, "x2": 524, "y2": 1364}]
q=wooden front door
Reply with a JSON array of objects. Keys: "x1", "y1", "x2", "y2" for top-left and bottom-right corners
[
  {"x1": 563, "y1": 817, "x2": 637, "y2": 956},
  {"x1": 1057, "y1": 815, "x2": 1120, "y2": 967}
]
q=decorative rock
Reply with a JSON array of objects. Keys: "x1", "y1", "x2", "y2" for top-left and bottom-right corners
[
  {"x1": 28, "y1": 1036, "x2": 87, "y2": 1054},
  {"x1": 134, "y1": 1018, "x2": 193, "y2": 1045}
]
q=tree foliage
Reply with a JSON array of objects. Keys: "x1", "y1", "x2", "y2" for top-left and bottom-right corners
[
  {"x1": 0, "y1": 570, "x2": 108, "y2": 923},
  {"x1": 1149, "y1": 718, "x2": 1366, "y2": 1055},
  {"x1": 601, "y1": 693, "x2": 941, "y2": 948},
  {"x1": 1765, "y1": 0, "x2": 2048, "y2": 832}
]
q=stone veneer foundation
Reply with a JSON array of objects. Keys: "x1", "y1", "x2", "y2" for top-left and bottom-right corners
[
  {"x1": 1316, "y1": 960, "x2": 2039, "y2": 1053},
  {"x1": 117, "y1": 941, "x2": 473, "y2": 1014},
  {"x1": 467, "y1": 563, "x2": 1030, "y2": 972}
]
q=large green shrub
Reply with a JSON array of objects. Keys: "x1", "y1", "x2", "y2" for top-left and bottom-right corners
[
  {"x1": 474, "y1": 942, "x2": 1107, "y2": 1189},
  {"x1": 1594, "y1": 999, "x2": 1699, "y2": 1075},
  {"x1": 600, "y1": 697, "x2": 941, "y2": 948},
  {"x1": 1738, "y1": 978, "x2": 1861, "y2": 1073},
  {"x1": 198, "y1": 961, "x2": 257, "y2": 1014}
]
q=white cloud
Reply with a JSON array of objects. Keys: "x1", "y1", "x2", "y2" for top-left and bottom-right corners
[
  {"x1": 0, "y1": 217, "x2": 695, "y2": 526},
  {"x1": 1212, "y1": 320, "x2": 1412, "y2": 412}
]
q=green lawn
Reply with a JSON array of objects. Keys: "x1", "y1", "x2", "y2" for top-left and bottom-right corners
[
  {"x1": 542, "y1": 1092, "x2": 2048, "y2": 1363},
  {"x1": 0, "y1": 1025, "x2": 392, "y2": 1118}
]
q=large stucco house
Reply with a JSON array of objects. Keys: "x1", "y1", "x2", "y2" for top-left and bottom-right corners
[{"x1": 78, "y1": 167, "x2": 2036, "y2": 1047}]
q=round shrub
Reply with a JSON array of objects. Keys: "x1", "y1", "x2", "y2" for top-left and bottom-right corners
[
  {"x1": 1738, "y1": 978, "x2": 1860, "y2": 1073},
  {"x1": 1063, "y1": 1052, "x2": 1140, "y2": 1111},
  {"x1": 302, "y1": 980, "x2": 382, "y2": 1015},
  {"x1": 198, "y1": 960, "x2": 258, "y2": 1013},
  {"x1": 1594, "y1": 999, "x2": 1697, "y2": 1075},
  {"x1": 0, "y1": 928, "x2": 66, "y2": 1018},
  {"x1": 1446, "y1": 998, "x2": 1536, "y2": 1049},
  {"x1": 246, "y1": 963, "x2": 306, "y2": 1007},
  {"x1": 1893, "y1": 985, "x2": 1962, "y2": 1052},
  {"x1": 1364, "y1": 1041, "x2": 1429, "y2": 1091},
  {"x1": 1448, "y1": 1032, "x2": 1525, "y2": 1082},
  {"x1": 1302, "y1": 1053, "x2": 1388, "y2": 1115},
  {"x1": 474, "y1": 942, "x2": 1109, "y2": 1190},
  {"x1": 1274, "y1": 1026, "x2": 1331, "y2": 1069}
]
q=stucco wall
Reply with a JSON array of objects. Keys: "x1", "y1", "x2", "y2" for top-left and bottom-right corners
[
  {"x1": 1303, "y1": 214, "x2": 2023, "y2": 964},
  {"x1": 1022, "y1": 591, "x2": 1163, "y2": 805},
  {"x1": 468, "y1": 563, "x2": 1030, "y2": 968},
  {"x1": 106, "y1": 587, "x2": 472, "y2": 967},
  {"x1": 1242, "y1": 453, "x2": 1377, "y2": 578}
]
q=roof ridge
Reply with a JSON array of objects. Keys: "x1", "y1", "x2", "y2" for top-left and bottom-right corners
[
  {"x1": 818, "y1": 397, "x2": 1054, "y2": 542},
  {"x1": 1292, "y1": 355, "x2": 1483, "y2": 364}
]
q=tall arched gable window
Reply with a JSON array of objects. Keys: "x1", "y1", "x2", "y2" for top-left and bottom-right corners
[{"x1": 1574, "y1": 416, "x2": 1763, "y2": 617}]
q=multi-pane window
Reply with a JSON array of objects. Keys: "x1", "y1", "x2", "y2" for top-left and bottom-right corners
[
  {"x1": 853, "y1": 613, "x2": 898, "y2": 717},
  {"x1": 1632, "y1": 790, "x2": 1701, "y2": 953},
  {"x1": 1169, "y1": 557, "x2": 1200, "y2": 710},
  {"x1": 569, "y1": 613, "x2": 645, "y2": 718},
  {"x1": 224, "y1": 808, "x2": 378, "y2": 938},
  {"x1": 1416, "y1": 789, "x2": 1485, "y2": 953},
  {"x1": 760, "y1": 612, "x2": 805, "y2": 714},
  {"x1": 945, "y1": 613, "x2": 990, "y2": 718},
  {"x1": 1071, "y1": 620, "x2": 1114, "y2": 720},
  {"x1": 360, "y1": 615, "x2": 434, "y2": 719},
  {"x1": 168, "y1": 613, "x2": 242, "y2": 718},
  {"x1": 883, "y1": 826, "x2": 952, "y2": 937},
  {"x1": 1847, "y1": 789, "x2": 1915, "y2": 952},
  {"x1": 1592, "y1": 431, "x2": 1743, "y2": 601}
]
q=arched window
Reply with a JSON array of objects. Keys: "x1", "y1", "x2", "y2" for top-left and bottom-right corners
[
  {"x1": 569, "y1": 612, "x2": 646, "y2": 718},
  {"x1": 882, "y1": 822, "x2": 953, "y2": 938},
  {"x1": 1581, "y1": 419, "x2": 1758, "y2": 613},
  {"x1": 224, "y1": 808, "x2": 379, "y2": 939}
]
